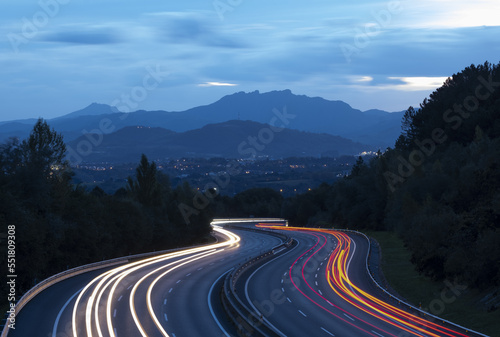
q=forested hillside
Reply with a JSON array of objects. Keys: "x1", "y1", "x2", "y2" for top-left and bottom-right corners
[
  {"x1": 283, "y1": 62, "x2": 500, "y2": 291},
  {"x1": 0, "y1": 120, "x2": 212, "y2": 299}
]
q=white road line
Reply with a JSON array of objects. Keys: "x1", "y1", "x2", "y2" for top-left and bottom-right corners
[
  {"x1": 176, "y1": 279, "x2": 181, "y2": 284},
  {"x1": 315, "y1": 281, "x2": 318, "y2": 286},
  {"x1": 114, "y1": 328, "x2": 118, "y2": 336},
  {"x1": 371, "y1": 331, "x2": 386, "y2": 337},
  {"x1": 127, "y1": 285, "x2": 133, "y2": 290},
  {"x1": 208, "y1": 268, "x2": 234, "y2": 337},
  {"x1": 315, "y1": 274, "x2": 318, "y2": 278},
  {"x1": 164, "y1": 313, "x2": 168, "y2": 321},
  {"x1": 343, "y1": 313, "x2": 355, "y2": 321},
  {"x1": 164, "y1": 299, "x2": 167, "y2": 305},
  {"x1": 52, "y1": 287, "x2": 82, "y2": 337},
  {"x1": 169, "y1": 288, "x2": 173, "y2": 293},
  {"x1": 186, "y1": 273, "x2": 191, "y2": 277},
  {"x1": 113, "y1": 309, "x2": 117, "y2": 318},
  {"x1": 197, "y1": 267, "x2": 203, "y2": 271},
  {"x1": 299, "y1": 310, "x2": 307, "y2": 317},
  {"x1": 321, "y1": 327, "x2": 335, "y2": 336},
  {"x1": 287, "y1": 297, "x2": 292, "y2": 303},
  {"x1": 318, "y1": 290, "x2": 323, "y2": 295},
  {"x1": 327, "y1": 301, "x2": 334, "y2": 306},
  {"x1": 118, "y1": 295, "x2": 123, "y2": 302},
  {"x1": 282, "y1": 287, "x2": 285, "y2": 292}
]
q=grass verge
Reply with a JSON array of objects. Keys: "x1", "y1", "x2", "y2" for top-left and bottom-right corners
[{"x1": 366, "y1": 230, "x2": 500, "y2": 337}]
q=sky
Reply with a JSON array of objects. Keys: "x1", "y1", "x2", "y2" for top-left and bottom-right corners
[{"x1": 1, "y1": 0, "x2": 499, "y2": 121}]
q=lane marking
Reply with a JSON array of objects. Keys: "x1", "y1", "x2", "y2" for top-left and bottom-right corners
[
  {"x1": 164, "y1": 299, "x2": 167, "y2": 305},
  {"x1": 245, "y1": 237, "x2": 300, "y2": 337},
  {"x1": 169, "y1": 288, "x2": 173, "y2": 293},
  {"x1": 197, "y1": 267, "x2": 203, "y2": 271},
  {"x1": 299, "y1": 310, "x2": 307, "y2": 317},
  {"x1": 287, "y1": 297, "x2": 292, "y2": 303},
  {"x1": 176, "y1": 280, "x2": 181, "y2": 284},
  {"x1": 118, "y1": 295, "x2": 123, "y2": 302},
  {"x1": 321, "y1": 327, "x2": 335, "y2": 336},
  {"x1": 208, "y1": 268, "x2": 234, "y2": 337},
  {"x1": 343, "y1": 313, "x2": 355, "y2": 321},
  {"x1": 52, "y1": 287, "x2": 82, "y2": 337},
  {"x1": 372, "y1": 331, "x2": 386, "y2": 337},
  {"x1": 186, "y1": 273, "x2": 191, "y2": 277},
  {"x1": 164, "y1": 313, "x2": 168, "y2": 322},
  {"x1": 127, "y1": 285, "x2": 133, "y2": 290},
  {"x1": 282, "y1": 287, "x2": 285, "y2": 292},
  {"x1": 318, "y1": 290, "x2": 323, "y2": 295},
  {"x1": 113, "y1": 309, "x2": 117, "y2": 318},
  {"x1": 114, "y1": 328, "x2": 118, "y2": 336}
]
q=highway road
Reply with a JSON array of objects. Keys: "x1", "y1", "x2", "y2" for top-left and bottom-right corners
[
  {"x1": 8, "y1": 223, "x2": 283, "y2": 337},
  {"x1": 244, "y1": 224, "x2": 479, "y2": 337},
  {"x1": 6, "y1": 220, "x2": 484, "y2": 337}
]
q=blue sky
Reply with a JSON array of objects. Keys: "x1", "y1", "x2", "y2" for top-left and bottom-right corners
[{"x1": 1, "y1": 0, "x2": 499, "y2": 121}]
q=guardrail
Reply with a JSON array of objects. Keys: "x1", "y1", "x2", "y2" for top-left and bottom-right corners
[
  {"x1": 337, "y1": 228, "x2": 489, "y2": 337},
  {"x1": 220, "y1": 225, "x2": 294, "y2": 337}
]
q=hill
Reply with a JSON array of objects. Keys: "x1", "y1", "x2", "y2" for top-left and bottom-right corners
[{"x1": 68, "y1": 120, "x2": 372, "y2": 163}]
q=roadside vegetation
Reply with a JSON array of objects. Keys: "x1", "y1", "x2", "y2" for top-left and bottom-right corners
[{"x1": 368, "y1": 231, "x2": 500, "y2": 336}]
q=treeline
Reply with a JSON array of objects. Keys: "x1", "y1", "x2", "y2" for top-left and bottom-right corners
[
  {"x1": 0, "y1": 120, "x2": 211, "y2": 298},
  {"x1": 281, "y1": 62, "x2": 500, "y2": 290}
]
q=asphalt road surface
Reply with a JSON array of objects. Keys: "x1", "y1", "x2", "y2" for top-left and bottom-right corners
[{"x1": 7, "y1": 221, "x2": 482, "y2": 337}]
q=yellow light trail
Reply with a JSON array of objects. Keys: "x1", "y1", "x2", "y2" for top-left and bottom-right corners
[{"x1": 258, "y1": 224, "x2": 471, "y2": 337}]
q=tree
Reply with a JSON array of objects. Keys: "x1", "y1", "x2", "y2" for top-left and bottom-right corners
[
  {"x1": 16, "y1": 119, "x2": 71, "y2": 209},
  {"x1": 21, "y1": 118, "x2": 68, "y2": 176},
  {"x1": 127, "y1": 154, "x2": 161, "y2": 206}
]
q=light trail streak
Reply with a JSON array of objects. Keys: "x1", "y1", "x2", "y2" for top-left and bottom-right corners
[
  {"x1": 71, "y1": 225, "x2": 240, "y2": 337},
  {"x1": 258, "y1": 224, "x2": 472, "y2": 337}
]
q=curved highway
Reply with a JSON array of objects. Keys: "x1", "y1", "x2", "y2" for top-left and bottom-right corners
[
  {"x1": 246, "y1": 224, "x2": 480, "y2": 337},
  {"x1": 6, "y1": 220, "x2": 484, "y2": 337},
  {"x1": 8, "y1": 223, "x2": 283, "y2": 337}
]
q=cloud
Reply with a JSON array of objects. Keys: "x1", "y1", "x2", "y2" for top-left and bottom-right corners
[
  {"x1": 39, "y1": 27, "x2": 123, "y2": 45},
  {"x1": 150, "y1": 12, "x2": 246, "y2": 48},
  {"x1": 404, "y1": 0, "x2": 500, "y2": 28},
  {"x1": 350, "y1": 76, "x2": 374, "y2": 83},
  {"x1": 387, "y1": 77, "x2": 449, "y2": 91},
  {"x1": 198, "y1": 82, "x2": 238, "y2": 87}
]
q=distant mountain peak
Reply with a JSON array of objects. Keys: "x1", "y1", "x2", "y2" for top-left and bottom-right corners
[{"x1": 56, "y1": 103, "x2": 120, "y2": 120}]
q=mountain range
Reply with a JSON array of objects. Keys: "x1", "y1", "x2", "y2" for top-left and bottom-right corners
[
  {"x1": 0, "y1": 90, "x2": 404, "y2": 163},
  {"x1": 67, "y1": 121, "x2": 370, "y2": 163}
]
